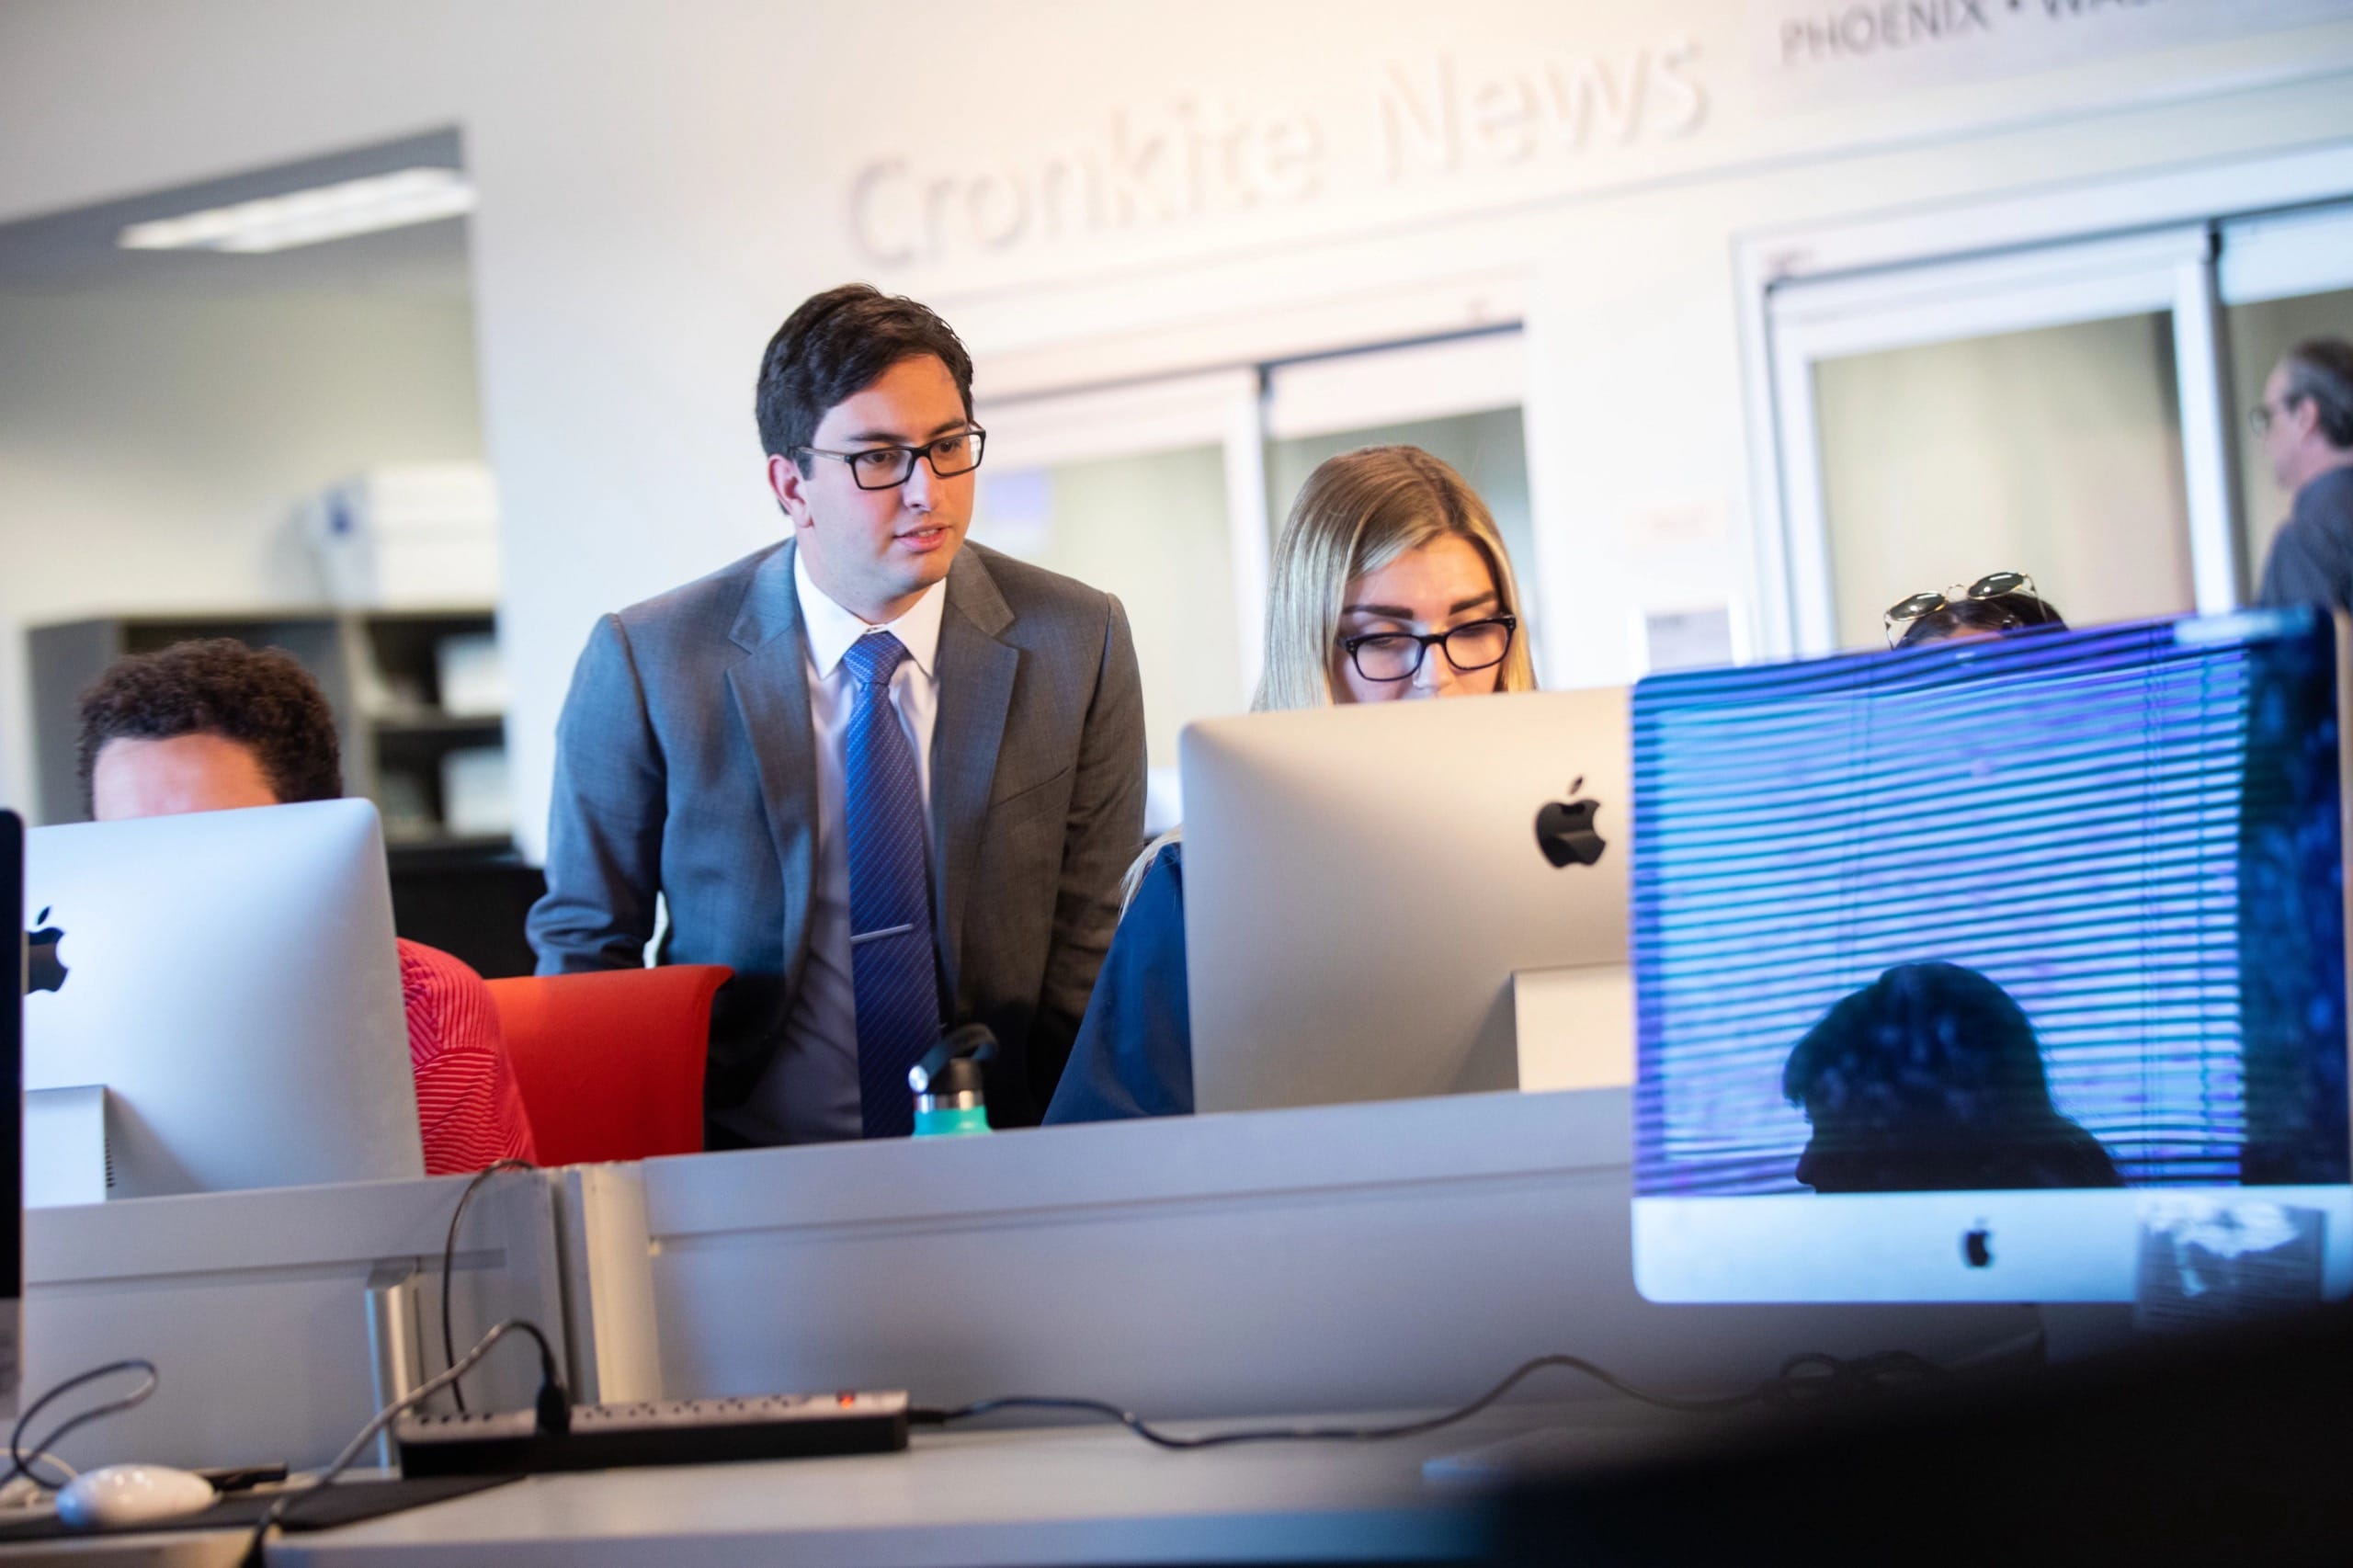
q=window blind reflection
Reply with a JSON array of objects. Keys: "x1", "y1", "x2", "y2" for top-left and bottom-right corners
[{"x1": 1633, "y1": 612, "x2": 2347, "y2": 1197}]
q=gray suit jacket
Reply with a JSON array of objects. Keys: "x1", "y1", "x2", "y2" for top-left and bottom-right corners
[{"x1": 527, "y1": 540, "x2": 1148, "y2": 1126}]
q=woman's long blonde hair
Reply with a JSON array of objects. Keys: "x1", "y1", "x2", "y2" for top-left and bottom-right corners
[{"x1": 1124, "y1": 445, "x2": 1536, "y2": 903}]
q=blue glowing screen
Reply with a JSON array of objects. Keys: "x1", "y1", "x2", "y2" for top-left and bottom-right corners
[{"x1": 1631, "y1": 610, "x2": 2348, "y2": 1198}]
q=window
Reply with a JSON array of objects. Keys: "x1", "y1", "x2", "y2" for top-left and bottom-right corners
[
  {"x1": 1767, "y1": 229, "x2": 2226, "y2": 653},
  {"x1": 1748, "y1": 154, "x2": 2353, "y2": 658},
  {"x1": 972, "y1": 370, "x2": 1261, "y2": 831},
  {"x1": 976, "y1": 331, "x2": 1539, "y2": 827}
]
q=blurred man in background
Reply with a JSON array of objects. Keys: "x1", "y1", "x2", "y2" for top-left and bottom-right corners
[{"x1": 2253, "y1": 337, "x2": 2353, "y2": 614}]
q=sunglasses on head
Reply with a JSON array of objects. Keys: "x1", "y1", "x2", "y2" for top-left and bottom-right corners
[{"x1": 1882, "y1": 571, "x2": 2037, "y2": 648}]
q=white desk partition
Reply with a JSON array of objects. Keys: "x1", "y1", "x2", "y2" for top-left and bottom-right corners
[
  {"x1": 25, "y1": 1171, "x2": 564, "y2": 1473},
  {"x1": 607, "y1": 1087, "x2": 2035, "y2": 1421},
  {"x1": 551, "y1": 1164, "x2": 665, "y2": 1406}
]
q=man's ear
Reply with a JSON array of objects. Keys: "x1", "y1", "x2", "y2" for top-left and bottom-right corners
[
  {"x1": 768, "y1": 452, "x2": 813, "y2": 531},
  {"x1": 2292, "y1": 395, "x2": 2325, "y2": 444}
]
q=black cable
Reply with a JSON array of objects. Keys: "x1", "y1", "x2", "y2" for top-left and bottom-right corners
[
  {"x1": 5, "y1": 1358, "x2": 159, "y2": 1491},
  {"x1": 244, "y1": 1317, "x2": 562, "y2": 1567},
  {"x1": 439, "y1": 1159, "x2": 534, "y2": 1415},
  {"x1": 912, "y1": 1349, "x2": 1948, "y2": 1449}
]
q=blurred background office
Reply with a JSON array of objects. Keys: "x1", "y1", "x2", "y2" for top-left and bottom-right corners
[{"x1": 2, "y1": 0, "x2": 2350, "y2": 976}]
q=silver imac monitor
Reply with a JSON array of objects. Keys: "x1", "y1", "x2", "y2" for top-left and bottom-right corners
[
  {"x1": 1182, "y1": 687, "x2": 1629, "y2": 1113},
  {"x1": 2, "y1": 809, "x2": 25, "y2": 1420},
  {"x1": 24, "y1": 799, "x2": 425, "y2": 1199},
  {"x1": 1631, "y1": 608, "x2": 2353, "y2": 1306}
]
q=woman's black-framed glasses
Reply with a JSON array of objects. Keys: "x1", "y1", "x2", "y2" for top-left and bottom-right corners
[
  {"x1": 1881, "y1": 570, "x2": 2035, "y2": 647},
  {"x1": 799, "y1": 426, "x2": 987, "y2": 491},
  {"x1": 1338, "y1": 616, "x2": 1518, "y2": 682}
]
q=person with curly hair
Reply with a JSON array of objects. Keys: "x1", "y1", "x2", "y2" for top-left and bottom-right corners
[
  {"x1": 1782, "y1": 961, "x2": 2120, "y2": 1194},
  {"x1": 76, "y1": 639, "x2": 536, "y2": 1176}
]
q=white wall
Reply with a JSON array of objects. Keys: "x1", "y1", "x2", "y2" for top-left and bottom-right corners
[
  {"x1": 0, "y1": 287, "x2": 485, "y2": 818},
  {"x1": 2, "y1": 0, "x2": 2350, "y2": 854}
]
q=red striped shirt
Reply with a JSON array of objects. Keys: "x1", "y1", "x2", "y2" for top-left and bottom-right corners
[{"x1": 398, "y1": 939, "x2": 538, "y2": 1176}]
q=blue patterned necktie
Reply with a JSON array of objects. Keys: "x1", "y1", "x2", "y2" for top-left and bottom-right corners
[{"x1": 840, "y1": 631, "x2": 941, "y2": 1139}]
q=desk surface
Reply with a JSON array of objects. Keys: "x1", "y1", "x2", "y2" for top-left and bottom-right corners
[{"x1": 262, "y1": 1402, "x2": 1691, "y2": 1568}]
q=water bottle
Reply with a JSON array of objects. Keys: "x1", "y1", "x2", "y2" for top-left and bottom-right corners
[{"x1": 909, "y1": 1023, "x2": 996, "y2": 1137}]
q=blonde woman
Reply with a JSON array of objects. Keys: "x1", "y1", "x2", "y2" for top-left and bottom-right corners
[{"x1": 1044, "y1": 446, "x2": 1537, "y2": 1122}]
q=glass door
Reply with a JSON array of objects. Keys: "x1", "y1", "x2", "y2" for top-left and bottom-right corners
[
  {"x1": 972, "y1": 370, "x2": 1264, "y2": 831},
  {"x1": 1767, "y1": 227, "x2": 2236, "y2": 654},
  {"x1": 973, "y1": 330, "x2": 1539, "y2": 832}
]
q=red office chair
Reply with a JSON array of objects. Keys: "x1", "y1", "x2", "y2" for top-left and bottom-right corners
[{"x1": 483, "y1": 965, "x2": 731, "y2": 1165}]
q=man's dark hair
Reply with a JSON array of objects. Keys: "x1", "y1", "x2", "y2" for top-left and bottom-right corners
[
  {"x1": 754, "y1": 283, "x2": 974, "y2": 471},
  {"x1": 76, "y1": 638, "x2": 343, "y2": 811},
  {"x1": 2282, "y1": 336, "x2": 2353, "y2": 450}
]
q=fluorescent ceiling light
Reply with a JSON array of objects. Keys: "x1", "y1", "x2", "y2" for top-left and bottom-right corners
[{"x1": 117, "y1": 166, "x2": 475, "y2": 255}]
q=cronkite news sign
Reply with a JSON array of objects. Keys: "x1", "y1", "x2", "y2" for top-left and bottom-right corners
[{"x1": 1749, "y1": 0, "x2": 2353, "y2": 109}]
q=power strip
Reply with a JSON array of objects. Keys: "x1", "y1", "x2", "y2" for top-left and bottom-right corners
[{"x1": 395, "y1": 1391, "x2": 909, "y2": 1477}]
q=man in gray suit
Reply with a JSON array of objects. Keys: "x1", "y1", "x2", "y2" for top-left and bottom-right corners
[{"x1": 529, "y1": 285, "x2": 1146, "y2": 1142}]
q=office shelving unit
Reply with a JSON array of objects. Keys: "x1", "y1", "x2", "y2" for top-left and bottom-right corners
[
  {"x1": 29, "y1": 606, "x2": 545, "y2": 977},
  {"x1": 28, "y1": 607, "x2": 506, "y2": 851}
]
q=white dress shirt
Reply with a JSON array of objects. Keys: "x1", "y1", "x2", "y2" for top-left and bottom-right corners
[{"x1": 714, "y1": 550, "x2": 946, "y2": 1146}]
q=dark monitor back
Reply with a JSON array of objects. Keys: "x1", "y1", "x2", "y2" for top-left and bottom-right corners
[{"x1": 1, "y1": 810, "x2": 23, "y2": 1413}]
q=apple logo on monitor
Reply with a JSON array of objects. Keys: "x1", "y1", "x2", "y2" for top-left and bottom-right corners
[
  {"x1": 26, "y1": 906, "x2": 67, "y2": 994},
  {"x1": 1962, "y1": 1226, "x2": 1994, "y2": 1268},
  {"x1": 1535, "y1": 778, "x2": 1608, "y2": 869}
]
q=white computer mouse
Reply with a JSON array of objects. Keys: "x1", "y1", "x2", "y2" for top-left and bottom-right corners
[{"x1": 55, "y1": 1464, "x2": 215, "y2": 1529}]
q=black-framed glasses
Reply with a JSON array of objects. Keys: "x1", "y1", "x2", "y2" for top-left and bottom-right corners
[
  {"x1": 1338, "y1": 616, "x2": 1517, "y2": 682},
  {"x1": 799, "y1": 426, "x2": 987, "y2": 491},
  {"x1": 2249, "y1": 398, "x2": 2300, "y2": 437},
  {"x1": 1882, "y1": 571, "x2": 2035, "y2": 647}
]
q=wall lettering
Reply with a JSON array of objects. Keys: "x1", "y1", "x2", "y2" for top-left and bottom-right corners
[
  {"x1": 849, "y1": 100, "x2": 1328, "y2": 267},
  {"x1": 1749, "y1": 0, "x2": 2347, "y2": 110},
  {"x1": 847, "y1": 38, "x2": 1708, "y2": 267},
  {"x1": 1777, "y1": 0, "x2": 1995, "y2": 66},
  {"x1": 1378, "y1": 41, "x2": 1707, "y2": 179}
]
